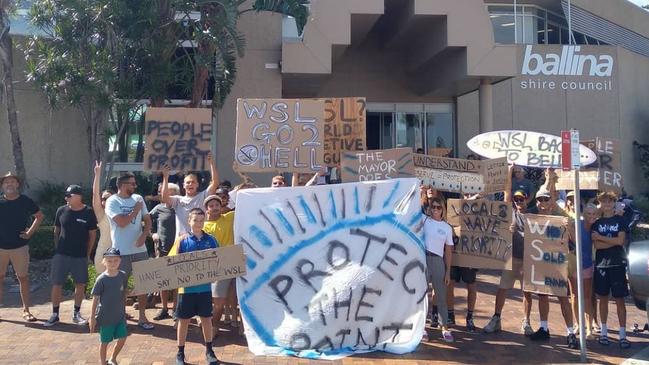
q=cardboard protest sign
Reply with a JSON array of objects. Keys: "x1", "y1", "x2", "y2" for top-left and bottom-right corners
[
  {"x1": 467, "y1": 130, "x2": 597, "y2": 168},
  {"x1": 556, "y1": 137, "x2": 622, "y2": 192},
  {"x1": 447, "y1": 199, "x2": 513, "y2": 270},
  {"x1": 131, "y1": 245, "x2": 246, "y2": 296},
  {"x1": 235, "y1": 178, "x2": 426, "y2": 359},
  {"x1": 323, "y1": 97, "x2": 366, "y2": 167},
  {"x1": 235, "y1": 99, "x2": 325, "y2": 173},
  {"x1": 143, "y1": 107, "x2": 212, "y2": 171},
  {"x1": 340, "y1": 148, "x2": 414, "y2": 182},
  {"x1": 523, "y1": 214, "x2": 569, "y2": 297},
  {"x1": 412, "y1": 154, "x2": 508, "y2": 194}
]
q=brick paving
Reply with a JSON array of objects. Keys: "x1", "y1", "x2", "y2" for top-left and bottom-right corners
[{"x1": 1, "y1": 270, "x2": 647, "y2": 365}]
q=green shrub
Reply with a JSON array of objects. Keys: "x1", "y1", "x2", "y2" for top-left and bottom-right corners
[{"x1": 29, "y1": 225, "x2": 55, "y2": 259}]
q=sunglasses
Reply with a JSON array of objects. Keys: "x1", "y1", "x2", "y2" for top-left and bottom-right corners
[
  {"x1": 431, "y1": 205, "x2": 443, "y2": 210},
  {"x1": 514, "y1": 197, "x2": 526, "y2": 203},
  {"x1": 536, "y1": 197, "x2": 550, "y2": 202}
]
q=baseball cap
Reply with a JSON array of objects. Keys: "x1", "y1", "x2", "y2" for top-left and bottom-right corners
[
  {"x1": 536, "y1": 188, "x2": 551, "y2": 199},
  {"x1": 513, "y1": 190, "x2": 528, "y2": 198},
  {"x1": 0, "y1": 171, "x2": 21, "y2": 185},
  {"x1": 65, "y1": 184, "x2": 83, "y2": 196},
  {"x1": 103, "y1": 247, "x2": 121, "y2": 257},
  {"x1": 215, "y1": 187, "x2": 229, "y2": 195},
  {"x1": 204, "y1": 194, "x2": 222, "y2": 208},
  {"x1": 566, "y1": 191, "x2": 575, "y2": 198}
]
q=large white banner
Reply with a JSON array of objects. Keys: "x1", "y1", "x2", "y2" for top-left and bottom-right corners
[{"x1": 235, "y1": 178, "x2": 427, "y2": 359}]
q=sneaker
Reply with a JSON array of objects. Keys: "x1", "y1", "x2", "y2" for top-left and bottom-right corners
[
  {"x1": 442, "y1": 330, "x2": 454, "y2": 343},
  {"x1": 431, "y1": 313, "x2": 439, "y2": 328},
  {"x1": 483, "y1": 316, "x2": 501, "y2": 333},
  {"x1": 72, "y1": 312, "x2": 88, "y2": 325},
  {"x1": 521, "y1": 320, "x2": 534, "y2": 336},
  {"x1": 447, "y1": 313, "x2": 456, "y2": 326},
  {"x1": 43, "y1": 314, "x2": 60, "y2": 327},
  {"x1": 206, "y1": 349, "x2": 219, "y2": 365},
  {"x1": 175, "y1": 352, "x2": 186, "y2": 365},
  {"x1": 466, "y1": 317, "x2": 477, "y2": 332},
  {"x1": 530, "y1": 327, "x2": 550, "y2": 341},
  {"x1": 567, "y1": 333, "x2": 579, "y2": 349},
  {"x1": 153, "y1": 309, "x2": 171, "y2": 321}
]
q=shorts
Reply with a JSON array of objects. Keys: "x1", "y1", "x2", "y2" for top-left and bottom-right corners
[
  {"x1": 595, "y1": 266, "x2": 629, "y2": 298},
  {"x1": 450, "y1": 266, "x2": 478, "y2": 284},
  {"x1": 99, "y1": 321, "x2": 127, "y2": 343},
  {"x1": 0, "y1": 245, "x2": 29, "y2": 277},
  {"x1": 51, "y1": 254, "x2": 88, "y2": 285},
  {"x1": 176, "y1": 292, "x2": 213, "y2": 319},
  {"x1": 118, "y1": 252, "x2": 150, "y2": 277},
  {"x1": 499, "y1": 258, "x2": 524, "y2": 290},
  {"x1": 211, "y1": 279, "x2": 234, "y2": 298}
]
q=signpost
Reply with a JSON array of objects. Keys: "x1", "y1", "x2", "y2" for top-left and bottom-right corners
[{"x1": 562, "y1": 129, "x2": 587, "y2": 363}]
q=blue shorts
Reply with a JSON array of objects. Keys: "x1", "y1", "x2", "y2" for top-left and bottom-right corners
[{"x1": 176, "y1": 292, "x2": 212, "y2": 319}]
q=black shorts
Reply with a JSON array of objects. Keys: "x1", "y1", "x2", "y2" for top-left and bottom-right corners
[
  {"x1": 594, "y1": 266, "x2": 628, "y2": 298},
  {"x1": 450, "y1": 266, "x2": 478, "y2": 284},
  {"x1": 176, "y1": 292, "x2": 213, "y2": 319}
]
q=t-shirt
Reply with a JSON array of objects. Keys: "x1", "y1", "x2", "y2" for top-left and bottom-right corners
[
  {"x1": 91, "y1": 271, "x2": 128, "y2": 326},
  {"x1": 169, "y1": 190, "x2": 209, "y2": 236},
  {"x1": 54, "y1": 205, "x2": 98, "y2": 258},
  {"x1": 150, "y1": 203, "x2": 176, "y2": 249},
  {"x1": 105, "y1": 194, "x2": 149, "y2": 255},
  {"x1": 592, "y1": 215, "x2": 629, "y2": 268},
  {"x1": 0, "y1": 194, "x2": 39, "y2": 249},
  {"x1": 423, "y1": 217, "x2": 454, "y2": 257},
  {"x1": 169, "y1": 232, "x2": 218, "y2": 294},
  {"x1": 203, "y1": 211, "x2": 235, "y2": 247},
  {"x1": 512, "y1": 210, "x2": 525, "y2": 260}
]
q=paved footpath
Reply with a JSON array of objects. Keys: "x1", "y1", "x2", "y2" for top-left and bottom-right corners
[{"x1": 1, "y1": 271, "x2": 648, "y2": 365}]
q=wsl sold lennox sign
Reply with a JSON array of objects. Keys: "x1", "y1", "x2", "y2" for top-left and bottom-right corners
[{"x1": 519, "y1": 45, "x2": 615, "y2": 92}]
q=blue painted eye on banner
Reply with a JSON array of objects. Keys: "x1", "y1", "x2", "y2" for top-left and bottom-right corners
[{"x1": 235, "y1": 178, "x2": 427, "y2": 359}]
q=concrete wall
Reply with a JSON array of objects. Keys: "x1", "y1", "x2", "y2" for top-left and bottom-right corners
[{"x1": 0, "y1": 38, "x2": 90, "y2": 191}]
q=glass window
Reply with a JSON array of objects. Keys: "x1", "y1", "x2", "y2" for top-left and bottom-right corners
[
  {"x1": 491, "y1": 14, "x2": 516, "y2": 44},
  {"x1": 425, "y1": 113, "x2": 454, "y2": 157},
  {"x1": 366, "y1": 112, "x2": 382, "y2": 150},
  {"x1": 395, "y1": 113, "x2": 422, "y2": 150},
  {"x1": 537, "y1": 18, "x2": 547, "y2": 44},
  {"x1": 381, "y1": 113, "x2": 394, "y2": 149},
  {"x1": 586, "y1": 36, "x2": 599, "y2": 45},
  {"x1": 573, "y1": 31, "x2": 587, "y2": 45},
  {"x1": 560, "y1": 26, "x2": 570, "y2": 44},
  {"x1": 547, "y1": 22, "x2": 560, "y2": 44}
]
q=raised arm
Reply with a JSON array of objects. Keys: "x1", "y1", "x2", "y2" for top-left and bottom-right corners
[
  {"x1": 111, "y1": 200, "x2": 143, "y2": 228},
  {"x1": 504, "y1": 165, "x2": 514, "y2": 203},
  {"x1": 92, "y1": 161, "x2": 105, "y2": 220},
  {"x1": 206, "y1": 152, "x2": 219, "y2": 195}
]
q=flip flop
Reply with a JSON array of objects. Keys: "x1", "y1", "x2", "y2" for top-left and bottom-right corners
[
  {"x1": 22, "y1": 311, "x2": 37, "y2": 322},
  {"x1": 137, "y1": 321, "x2": 154, "y2": 330},
  {"x1": 620, "y1": 338, "x2": 631, "y2": 349},
  {"x1": 598, "y1": 335, "x2": 610, "y2": 346}
]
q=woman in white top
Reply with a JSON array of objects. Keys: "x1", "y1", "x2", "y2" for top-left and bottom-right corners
[
  {"x1": 423, "y1": 196, "x2": 454, "y2": 343},
  {"x1": 92, "y1": 161, "x2": 113, "y2": 272}
]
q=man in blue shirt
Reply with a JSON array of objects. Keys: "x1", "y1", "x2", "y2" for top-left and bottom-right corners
[{"x1": 169, "y1": 208, "x2": 219, "y2": 365}]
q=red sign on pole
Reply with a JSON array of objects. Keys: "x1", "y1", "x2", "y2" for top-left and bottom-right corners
[{"x1": 561, "y1": 130, "x2": 572, "y2": 171}]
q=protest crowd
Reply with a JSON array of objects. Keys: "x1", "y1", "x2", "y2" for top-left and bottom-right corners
[{"x1": 0, "y1": 105, "x2": 642, "y2": 365}]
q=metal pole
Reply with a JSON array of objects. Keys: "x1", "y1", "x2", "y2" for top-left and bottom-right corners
[
  {"x1": 573, "y1": 167, "x2": 588, "y2": 362},
  {"x1": 514, "y1": 0, "x2": 518, "y2": 44},
  {"x1": 568, "y1": 0, "x2": 573, "y2": 45}
]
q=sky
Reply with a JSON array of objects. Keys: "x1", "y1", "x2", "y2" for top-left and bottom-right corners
[{"x1": 629, "y1": 0, "x2": 649, "y2": 8}]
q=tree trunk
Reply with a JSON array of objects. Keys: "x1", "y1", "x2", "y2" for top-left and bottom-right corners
[{"x1": 0, "y1": 11, "x2": 27, "y2": 186}]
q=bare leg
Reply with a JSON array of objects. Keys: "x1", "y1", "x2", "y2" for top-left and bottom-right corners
[
  {"x1": 74, "y1": 283, "x2": 85, "y2": 308},
  {"x1": 446, "y1": 281, "x2": 455, "y2": 312},
  {"x1": 467, "y1": 282, "x2": 477, "y2": 312},
  {"x1": 559, "y1": 296, "x2": 574, "y2": 328},
  {"x1": 569, "y1": 276, "x2": 578, "y2": 325},
  {"x1": 199, "y1": 316, "x2": 213, "y2": 342},
  {"x1": 538, "y1": 294, "x2": 549, "y2": 322},
  {"x1": 584, "y1": 278, "x2": 593, "y2": 333},
  {"x1": 0, "y1": 274, "x2": 4, "y2": 305},
  {"x1": 160, "y1": 290, "x2": 169, "y2": 311},
  {"x1": 211, "y1": 298, "x2": 226, "y2": 338},
  {"x1": 137, "y1": 294, "x2": 149, "y2": 323},
  {"x1": 110, "y1": 337, "x2": 127, "y2": 362},
  {"x1": 523, "y1": 292, "x2": 533, "y2": 323},
  {"x1": 177, "y1": 319, "x2": 190, "y2": 346},
  {"x1": 598, "y1": 294, "x2": 609, "y2": 328},
  {"x1": 494, "y1": 288, "x2": 507, "y2": 314},
  {"x1": 17, "y1": 275, "x2": 31, "y2": 312},
  {"x1": 99, "y1": 343, "x2": 108, "y2": 365},
  {"x1": 51, "y1": 285, "x2": 63, "y2": 309},
  {"x1": 615, "y1": 297, "x2": 626, "y2": 329}
]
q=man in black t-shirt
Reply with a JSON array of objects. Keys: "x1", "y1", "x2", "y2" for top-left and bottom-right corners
[
  {"x1": 592, "y1": 191, "x2": 630, "y2": 348},
  {"x1": 44, "y1": 185, "x2": 98, "y2": 327},
  {"x1": 0, "y1": 172, "x2": 43, "y2": 321}
]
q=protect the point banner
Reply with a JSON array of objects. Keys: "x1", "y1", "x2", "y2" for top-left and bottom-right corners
[
  {"x1": 234, "y1": 179, "x2": 427, "y2": 359},
  {"x1": 523, "y1": 214, "x2": 569, "y2": 297}
]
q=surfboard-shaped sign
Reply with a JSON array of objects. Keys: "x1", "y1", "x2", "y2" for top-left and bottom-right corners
[{"x1": 467, "y1": 130, "x2": 596, "y2": 168}]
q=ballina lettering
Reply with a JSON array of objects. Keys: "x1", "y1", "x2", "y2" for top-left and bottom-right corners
[{"x1": 522, "y1": 45, "x2": 614, "y2": 77}]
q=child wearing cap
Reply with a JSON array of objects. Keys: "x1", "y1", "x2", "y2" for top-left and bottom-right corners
[{"x1": 89, "y1": 248, "x2": 129, "y2": 365}]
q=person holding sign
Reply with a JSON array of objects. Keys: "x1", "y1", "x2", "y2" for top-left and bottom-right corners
[
  {"x1": 168, "y1": 208, "x2": 219, "y2": 365},
  {"x1": 592, "y1": 191, "x2": 631, "y2": 348},
  {"x1": 423, "y1": 197, "x2": 454, "y2": 343},
  {"x1": 161, "y1": 152, "x2": 219, "y2": 237}
]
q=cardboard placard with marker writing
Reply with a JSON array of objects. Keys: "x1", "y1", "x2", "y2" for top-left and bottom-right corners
[
  {"x1": 131, "y1": 245, "x2": 246, "y2": 296},
  {"x1": 143, "y1": 107, "x2": 212, "y2": 171},
  {"x1": 235, "y1": 99, "x2": 325, "y2": 173},
  {"x1": 447, "y1": 199, "x2": 513, "y2": 270},
  {"x1": 323, "y1": 97, "x2": 366, "y2": 167},
  {"x1": 523, "y1": 214, "x2": 569, "y2": 297},
  {"x1": 412, "y1": 154, "x2": 508, "y2": 194},
  {"x1": 556, "y1": 137, "x2": 623, "y2": 192},
  {"x1": 340, "y1": 148, "x2": 414, "y2": 182}
]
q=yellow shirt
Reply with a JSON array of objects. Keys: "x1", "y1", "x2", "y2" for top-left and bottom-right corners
[{"x1": 203, "y1": 211, "x2": 235, "y2": 247}]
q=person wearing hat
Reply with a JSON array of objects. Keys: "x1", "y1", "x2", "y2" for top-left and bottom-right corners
[
  {"x1": 0, "y1": 171, "x2": 43, "y2": 322},
  {"x1": 44, "y1": 184, "x2": 98, "y2": 327},
  {"x1": 89, "y1": 247, "x2": 129, "y2": 365}
]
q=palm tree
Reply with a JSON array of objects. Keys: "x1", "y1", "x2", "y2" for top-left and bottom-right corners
[{"x1": 0, "y1": 0, "x2": 27, "y2": 185}]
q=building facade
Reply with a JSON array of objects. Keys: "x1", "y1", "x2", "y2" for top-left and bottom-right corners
[{"x1": 1, "y1": 0, "x2": 648, "y2": 194}]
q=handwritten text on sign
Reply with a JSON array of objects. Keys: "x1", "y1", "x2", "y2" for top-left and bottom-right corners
[
  {"x1": 523, "y1": 214, "x2": 569, "y2": 297},
  {"x1": 235, "y1": 99, "x2": 324, "y2": 173},
  {"x1": 557, "y1": 137, "x2": 622, "y2": 192},
  {"x1": 447, "y1": 199, "x2": 513, "y2": 270},
  {"x1": 340, "y1": 148, "x2": 414, "y2": 182},
  {"x1": 144, "y1": 107, "x2": 212, "y2": 171},
  {"x1": 235, "y1": 179, "x2": 426, "y2": 359},
  {"x1": 131, "y1": 246, "x2": 246, "y2": 295},
  {"x1": 323, "y1": 97, "x2": 366, "y2": 167},
  {"x1": 412, "y1": 154, "x2": 508, "y2": 193}
]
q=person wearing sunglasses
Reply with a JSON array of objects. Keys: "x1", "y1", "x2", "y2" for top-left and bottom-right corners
[
  {"x1": 92, "y1": 161, "x2": 115, "y2": 273},
  {"x1": 422, "y1": 197, "x2": 454, "y2": 343},
  {"x1": 44, "y1": 184, "x2": 97, "y2": 327}
]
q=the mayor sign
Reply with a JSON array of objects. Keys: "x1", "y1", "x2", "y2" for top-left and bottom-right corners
[{"x1": 518, "y1": 45, "x2": 616, "y2": 92}]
